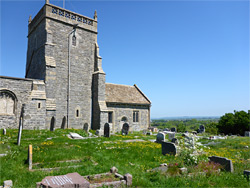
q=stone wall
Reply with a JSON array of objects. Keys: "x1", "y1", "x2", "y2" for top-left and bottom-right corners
[
  {"x1": 106, "y1": 103, "x2": 150, "y2": 133},
  {"x1": 43, "y1": 5, "x2": 97, "y2": 129},
  {"x1": 0, "y1": 76, "x2": 46, "y2": 129}
]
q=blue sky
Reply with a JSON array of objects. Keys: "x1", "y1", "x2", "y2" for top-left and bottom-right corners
[{"x1": 0, "y1": 0, "x2": 249, "y2": 118}]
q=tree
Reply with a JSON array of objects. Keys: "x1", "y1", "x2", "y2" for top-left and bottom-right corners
[{"x1": 218, "y1": 110, "x2": 250, "y2": 135}]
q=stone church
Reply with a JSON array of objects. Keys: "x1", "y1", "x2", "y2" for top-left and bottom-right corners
[{"x1": 0, "y1": 0, "x2": 151, "y2": 135}]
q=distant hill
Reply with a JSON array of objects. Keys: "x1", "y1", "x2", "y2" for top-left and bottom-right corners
[{"x1": 152, "y1": 116, "x2": 220, "y2": 121}]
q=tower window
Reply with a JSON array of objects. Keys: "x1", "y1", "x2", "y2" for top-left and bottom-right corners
[
  {"x1": 133, "y1": 111, "x2": 139, "y2": 122},
  {"x1": 72, "y1": 35, "x2": 76, "y2": 46},
  {"x1": 76, "y1": 109, "x2": 79, "y2": 117},
  {"x1": 38, "y1": 102, "x2": 41, "y2": 109},
  {"x1": 108, "y1": 112, "x2": 113, "y2": 123}
]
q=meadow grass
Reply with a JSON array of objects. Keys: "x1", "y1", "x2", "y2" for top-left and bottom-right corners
[{"x1": 0, "y1": 129, "x2": 249, "y2": 187}]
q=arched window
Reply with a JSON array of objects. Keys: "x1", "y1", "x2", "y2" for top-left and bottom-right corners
[{"x1": 0, "y1": 90, "x2": 17, "y2": 115}]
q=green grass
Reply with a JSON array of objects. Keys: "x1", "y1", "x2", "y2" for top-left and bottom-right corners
[{"x1": 0, "y1": 129, "x2": 250, "y2": 187}]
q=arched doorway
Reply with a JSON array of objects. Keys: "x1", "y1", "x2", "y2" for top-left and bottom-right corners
[
  {"x1": 122, "y1": 123, "x2": 129, "y2": 135},
  {"x1": 50, "y1": 116, "x2": 55, "y2": 131},
  {"x1": 61, "y1": 116, "x2": 66, "y2": 129},
  {"x1": 104, "y1": 123, "x2": 110, "y2": 137}
]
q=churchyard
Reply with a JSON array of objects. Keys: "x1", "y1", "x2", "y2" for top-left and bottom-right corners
[{"x1": 0, "y1": 129, "x2": 250, "y2": 187}]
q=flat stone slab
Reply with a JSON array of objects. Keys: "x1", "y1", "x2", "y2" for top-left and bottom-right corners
[
  {"x1": 122, "y1": 139, "x2": 145, "y2": 143},
  {"x1": 37, "y1": 172, "x2": 89, "y2": 188},
  {"x1": 68, "y1": 133, "x2": 84, "y2": 139}
]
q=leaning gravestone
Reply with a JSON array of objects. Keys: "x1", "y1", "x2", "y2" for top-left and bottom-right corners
[
  {"x1": 162, "y1": 142, "x2": 177, "y2": 156},
  {"x1": 170, "y1": 127, "x2": 176, "y2": 132},
  {"x1": 37, "y1": 172, "x2": 90, "y2": 188},
  {"x1": 156, "y1": 132, "x2": 165, "y2": 143},
  {"x1": 208, "y1": 156, "x2": 233, "y2": 172},
  {"x1": 104, "y1": 123, "x2": 110, "y2": 137}
]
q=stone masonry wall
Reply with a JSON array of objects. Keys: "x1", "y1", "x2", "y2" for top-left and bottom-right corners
[
  {"x1": 0, "y1": 77, "x2": 46, "y2": 129},
  {"x1": 106, "y1": 103, "x2": 150, "y2": 133},
  {"x1": 44, "y1": 15, "x2": 96, "y2": 129}
]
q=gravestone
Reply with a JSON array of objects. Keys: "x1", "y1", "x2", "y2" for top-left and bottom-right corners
[
  {"x1": 3, "y1": 129, "x2": 6, "y2": 135},
  {"x1": 170, "y1": 127, "x2": 176, "y2": 132},
  {"x1": 156, "y1": 132, "x2": 165, "y2": 143},
  {"x1": 199, "y1": 125, "x2": 205, "y2": 133},
  {"x1": 124, "y1": 173, "x2": 132, "y2": 186},
  {"x1": 37, "y1": 172, "x2": 90, "y2": 188},
  {"x1": 208, "y1": 156, "x2": 233, "y2": 172},
  {"x1": 69, "y1": 133, "x2": 84, "y2": 139},
  {"x1": 122, "y1": 123, "x2": 129, "y2": 135},
  {"x1": 28, "y1": 145, "x2": 32, "y2": 170},
  {"x1": 163, "y1": 128, "x2": 169, "y2": 131},
  {"x1": 171, "y1": 138, "x2": 178, "y2": 145},
  {"x1": 162, "y1": 142, "x2": 177, "y2": 156},
  {"x1": 146, "y1": 132, "x2": 152, "y2": 136},
  {"x1": 17, "y1": 116, "x2": 23, "y2": 146},
  {"x1": 104, "y1": 123, "x2": 110, "y2": 137},
  {"x1": 243, "y1": 170, "x2": 250, "y2": 180},
  {"x1": 83, "y1": 123, "x2": 89, "y2": 132},
  {"x1": 168, "y1": 132, "x2": 175, "y2": 141},
  {"x1": 245, "y1": 131, "x2": 250, "y2": 137},
  {"x1": 3, "y1": 180, "x2": 12, "y2": 188}
]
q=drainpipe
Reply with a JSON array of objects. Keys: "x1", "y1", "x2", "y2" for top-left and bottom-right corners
[{"x1": 67, "y1": 24, "x2": 78, "y2": 128}]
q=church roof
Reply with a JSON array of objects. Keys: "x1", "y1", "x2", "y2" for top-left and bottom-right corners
[{"x1": 105, "y1": 83, "x2": 151, "y2": 105}]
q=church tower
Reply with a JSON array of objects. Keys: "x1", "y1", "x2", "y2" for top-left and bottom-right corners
[{"x1": 25, "y1": 0, "x2": 102, "y2": 129}]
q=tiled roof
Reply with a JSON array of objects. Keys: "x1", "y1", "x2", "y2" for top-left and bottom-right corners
[{"x1": 105, "y1": 83, "x2": 151, "y2": 105}]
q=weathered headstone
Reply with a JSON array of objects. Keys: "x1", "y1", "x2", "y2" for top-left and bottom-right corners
[
  {"x1": 3, "y1": 180, "x2": 12, "y2": 188},
  {"x1": 245, "y1": 131, "x2": 250, "y2": 137},
  {"x1": 156, "y1": 132, "x2": 165, "y2": 143},
  {"x1": 208, "y1": 156, "x2": 233, "y2": 172},
  {"x1": 243, "y1": 170, "x2": 250, "y2": 180},
  {"x1": 104, "y1": 123, "x2": 110, "y2": 137},
  {"x1": 28, "y1": 145, "x2": 32, "y2": 170},
  {"x1": 199, "y1": 125, "x2": 205, "y2": 133},
  {"x1": 37, "y1": 172, "x2": 90, "y2": 188},
  {"x1": 170, "y1": 127, "x2": 176, "y2": 132},
  {"x1": 168, "y1": 132, "x2": 175, "y2": 140},
  {"x1": 163, "y1": 128, "x2": 169, "y2": 131},
  {"x1": 124, "y1": 173, "x2": 132, "y2": 186},
  {"x1": 171, "y1": 138, "x2": 178, "y2": 145},
  {"x1": 3, "y1": 129, "x2": 6, "y2": 135},
  {"x1": 162, "y1": 142, "x2": 177, "y2": 156},
  {"x1": 122, "y1": 123, "x2": 129, "y2": 135},
  {"x1": 83, "y1": 123, "x2": 89, "y2": 132},
  {"x1": 110, "y1": 166, "x2": 118, "y2": 173}
]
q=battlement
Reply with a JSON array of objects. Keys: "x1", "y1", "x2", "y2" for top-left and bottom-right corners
[{"x1": 28, "y1": 1, "x2": 97, "y2": 36}]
